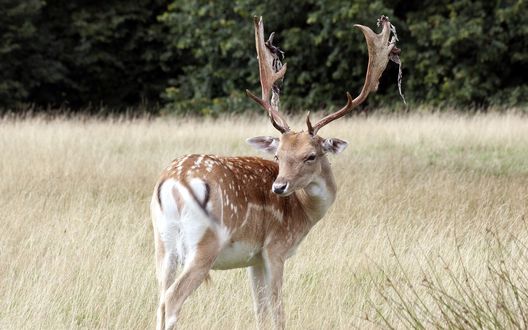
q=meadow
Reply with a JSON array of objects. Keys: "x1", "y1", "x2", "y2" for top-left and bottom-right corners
[{"x1": 1, "y1": 112, "x2": 528, "y2": 329}]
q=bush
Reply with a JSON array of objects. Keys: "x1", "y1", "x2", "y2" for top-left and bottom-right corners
[
  {"x1": 371, "y1": 229, "x2": 528, "y2": 328},
  {"x1": 1, "y1": 0, "x2": 526, "y2": 113}
]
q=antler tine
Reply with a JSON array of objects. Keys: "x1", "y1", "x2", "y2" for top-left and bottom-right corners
[
  {"x1": 245, "y1": 16, "x2": 290, "y2": 133},
  {"x1": 308, "y1": 15, "x2": 396, "y2": 136}
]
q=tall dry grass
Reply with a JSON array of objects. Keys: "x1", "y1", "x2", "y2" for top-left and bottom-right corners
[{"x1": 1, "y1": 113, "x2": 527, "y2": 329}]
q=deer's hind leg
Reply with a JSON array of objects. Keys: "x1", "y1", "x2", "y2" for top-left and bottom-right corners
[
  {"x1": 155, "y1": 243, "x2": 179, "y2": 330},
  {"x1": 163, "y1": 229, "x2": 221, "y2": 330}
]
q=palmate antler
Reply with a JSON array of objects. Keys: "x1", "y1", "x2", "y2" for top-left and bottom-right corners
[
  {"x1": 245, "y1": 16, "x2": 290, "y2": 133},
  {"x1": 247, "y1": 16, "x2": 402, "y2": 136},
  {"x1": 307, "y1": 15, "x2": 400, "y2": 136}
]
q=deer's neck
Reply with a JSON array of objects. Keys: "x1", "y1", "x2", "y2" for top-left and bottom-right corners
[{"x1": 295, "y1": 157, "x2": 337, "y2": 223}]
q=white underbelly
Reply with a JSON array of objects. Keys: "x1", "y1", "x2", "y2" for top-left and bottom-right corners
[{"x1": 212, "y1": 241, "x2": 262, "y2": 270}]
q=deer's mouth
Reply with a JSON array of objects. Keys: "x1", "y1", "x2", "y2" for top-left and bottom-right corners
[
  {"x1": 274, "y1": 190, "x2": 294, "y2": 197},
  {"x1": 272, "y1": 181, "x2": 290, "y2": 195}
]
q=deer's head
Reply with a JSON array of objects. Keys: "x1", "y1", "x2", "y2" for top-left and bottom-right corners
[{"x1": 246, "y1": 16, "x2": 400, "y2": 196}]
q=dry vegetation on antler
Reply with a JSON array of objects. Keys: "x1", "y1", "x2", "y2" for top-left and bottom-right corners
[{"x1": 1, "y1": 113, "x2": 528, "y2": 329}]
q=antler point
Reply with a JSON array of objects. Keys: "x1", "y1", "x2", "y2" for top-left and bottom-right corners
[{"x1": 306, "y1": 111, "x2": 315, "y2": 136}]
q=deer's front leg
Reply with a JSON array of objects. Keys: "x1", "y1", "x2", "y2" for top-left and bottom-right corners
[
  {"x1": 248, "y1": 264, "x2": 269, "y2": 328},
  {"x1": 263, "y1": 249, "x2": 286, "y2": 330}
]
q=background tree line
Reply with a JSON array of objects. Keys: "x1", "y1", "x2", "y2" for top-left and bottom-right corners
[{"x1": 1, "y1": 0, "x2": 526, "y2": 115}]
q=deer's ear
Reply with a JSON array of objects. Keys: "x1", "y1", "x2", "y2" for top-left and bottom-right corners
[
  {"x1": 246, "y1": 136, "x2": 279, "y2": 154},
  {"x1": 322, "y1": 138, "x2": 348, "y2": 154}
]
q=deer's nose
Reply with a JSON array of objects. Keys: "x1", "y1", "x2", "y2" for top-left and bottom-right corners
[{"x1": 272, "y1": 182, "x2": 288, "y2": 195}]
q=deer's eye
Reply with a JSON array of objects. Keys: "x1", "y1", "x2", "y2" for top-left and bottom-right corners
[
  {"x1": 274, "y1": 155, "x2": 279, "y2": 162},
  {"x1": 305, "y1": 154, "x2": 316, "y2": 162}
]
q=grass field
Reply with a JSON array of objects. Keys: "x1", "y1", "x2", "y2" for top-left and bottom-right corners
[{"x1": 1, "y1": 113, "x2": 528, "y2": 329}]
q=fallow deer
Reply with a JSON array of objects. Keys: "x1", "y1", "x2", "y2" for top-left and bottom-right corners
[{"x1": 151, "y1": 15, "x2": 402, "y2": 330}]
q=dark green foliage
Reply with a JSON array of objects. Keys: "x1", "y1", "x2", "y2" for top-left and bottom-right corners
[
  {"x1": 45, "y1": 0, "x2": 170, "y2": 108},
  {"x1": 0, "y1": 0, "x2": 55, "y2": 106},
  {"x1": 0, "y1": 0, "x2": 526, "y2": 113},
  {"x1": 0, "y1": 0, "x2": 170, "y2": 111},
  {"x1": 159, "y1": 0, "x2": 399, "y2": 115},
  {"x1": 403, "y1": 0, "x2": 528, "y2": 107}
]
